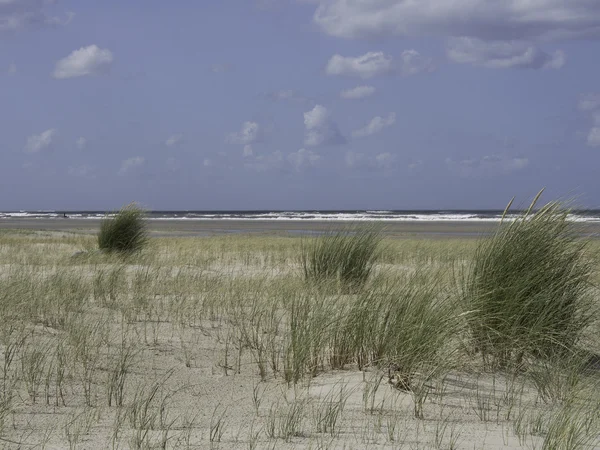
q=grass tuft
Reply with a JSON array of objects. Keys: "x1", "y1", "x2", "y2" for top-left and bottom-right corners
[
  {"x1": 98, "y1": 203, "x2": 148, "y2": 254},
  {"x1": 301, "y1": 224, "x2": 382, "y2": 291},
  {"x1": 461, "y1": 190, "x2": 595, "y2": 368}
]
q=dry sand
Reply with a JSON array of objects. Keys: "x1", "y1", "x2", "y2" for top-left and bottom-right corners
[{"x1": 0, "y1": 225, "x2": 598, "y2": 449}]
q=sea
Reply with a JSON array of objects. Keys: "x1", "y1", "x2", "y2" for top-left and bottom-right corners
[{"x1": 2, "y1": 210, "x2": 600, "y2": 222}]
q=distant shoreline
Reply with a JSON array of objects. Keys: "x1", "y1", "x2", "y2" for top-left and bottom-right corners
[{"x1": 2, "y1": 218, "x2": 600, "y2": 238}]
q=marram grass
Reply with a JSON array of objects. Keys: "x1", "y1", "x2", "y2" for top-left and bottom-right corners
[
  {"x1": 98, "y1": 203, "x2": 149, "y2": 254},
  {"x1": 461, "y1": 191, "x2": 595, "y2": 368},
  {"x1": 300, "y1": 224, "x2": 382, "y2": 291},
  {"x1": 0, "y1": 227, "x2": 599, "y2": 448}
]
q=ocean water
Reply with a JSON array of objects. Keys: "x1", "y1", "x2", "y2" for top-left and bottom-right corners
[{"x1": 2, "y1": 210, "x2": 600, "y2": 222}]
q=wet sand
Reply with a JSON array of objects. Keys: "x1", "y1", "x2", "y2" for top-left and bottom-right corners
[
  {"x1": 0, "y1": 218, "x2": 497, "y2": 238},
  {"x1": 2, "y1": 218, "x2": 600, "y2": 238}
]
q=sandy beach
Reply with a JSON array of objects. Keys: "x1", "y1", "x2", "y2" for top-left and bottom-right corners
[
  {"x1": 0, "y1": 217, "x2": 599, "y2": 449},
  {"x1": 4, "y1": 0, "x2": 600, "y2": 447}
]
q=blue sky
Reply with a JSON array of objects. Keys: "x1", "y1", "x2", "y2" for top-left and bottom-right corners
[{"x1": 1, "y1": 0, "x2": 600, "y2": 210}]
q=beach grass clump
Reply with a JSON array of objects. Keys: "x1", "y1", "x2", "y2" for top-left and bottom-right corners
[
  {"x1": 300, "y1": 224, "x2": 382, "y2": 291},
  {"x1": 340, "y1": 272, "x2": 459, "y2": 396},
  {"x1": 98, "y1": 203, "x2": 148, "y2": 254},
  {"x1": 462, "y1": 191, "x2": 594, "y2": 368},
  {"x1": 280, "y1": 270, "x2": 459, "y2": 397}
]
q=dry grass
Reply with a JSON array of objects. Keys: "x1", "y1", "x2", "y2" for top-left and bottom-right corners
[{"x1": 0, "y1": 228, "x2": 598, "y2": 448}]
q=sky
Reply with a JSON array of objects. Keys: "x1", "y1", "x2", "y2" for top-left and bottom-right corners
[{"x1": 1, "y1": 0, "x2": 600, "y2": 211}]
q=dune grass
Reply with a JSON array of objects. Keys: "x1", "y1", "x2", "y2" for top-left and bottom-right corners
[
  {"x1": 0, "y1": 218, "x2": 599, "y2": 448},
  {"x1": 300, "y1": 224, "x2": 382, "y2": 291},
  {"x1": 98, "y1": 203, "x2": 148, "y2": 254},
  {"x1": 461, "y1": 192, "x2": 595, "y2": 369},
  {"x1": 277, "y1": 270, "x2": 458, "y2": 395}
]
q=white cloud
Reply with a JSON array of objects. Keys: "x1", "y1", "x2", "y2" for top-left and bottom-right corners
[
  {"x1": 304, "y1": 105, "x2": 346, "y2": 147},
  {"x1": 76, "y1": 137, "x2": 86, "y2": 150},
  {"x1": 288, "y1": 148, "x2": 321, "y2": 171},
  {"x1": 345, "y1": 151, "x2": 397, "y2": 171},
  {"x1": 340, "y1": 85, "x2": 375, "y2": 100},
  {"x1": 7, "y1": 63, "x2": 16, "y2": 75},
  {"x1": 345, "y1": 151, "x2": 364, "y2": 168},
  {"x1": 326, "y1": 50, "x2": 434, "y2": 78},
  {"x1": 24, "y1": 128, "x2": 56, "y2": 153},
  {"x1": 446, "y1": 155, "x2": 529, "y2": 176},
  {"x1": 165, "y1": 133, "x2": 183, "y2": 147},
  {"x1": 210, "y1": 63, "x2": 232, "y2": 73},
  {"x1": 0, "y1": 1, "x2": 73, "y2": 33},
  {"x1": 399, "y1": 50, "x2": 436, "y2": 75},
  {"x1": 447, "y1": 38, "x2": 565, "y2": 69},
  {"x1": 269, "y1": 89, "x2": 295, "y2": 100},
  {"x1": 53, "y1": 45, "x2": 113, "y2": 79},
  {"x1": 243, "y1": 145, "x2": 317, "y2": 173},
  {"x1": 352, "y1": 113, "x2": 396, "y2": 138},
  {"x1": 326, "y1": 51, "x2": 393, "y2": 79},
  {"x1": 119, "y1": 156, "x2": 145, "y2": 175},
  {"x1": 408, "y1": 160, "x2": 423, "y2": 170},
  {"x1": 227, "y1": 121, "x2": 262, "y2": 145},
  {"x1": 203, "y1": 158, "x2": 213, "y2": 167},
  {"x1": 579, "y1": 94, "x2": 600, "y2": 112},
  {"x1": 587, "y1": 112, "x2": 600, "y2": 147},
  {"x1": 267, "y1": 89, "x2": 309, "y2": 103},
  {"x1": 166, "y1": 157, "x2": 181, "y2": 172},
  {"x1": 374, "y1": 152, "x2": 396, "y2": 169},
  {"x1": 245, "y1": 151, "x2": 284, "y2": 172},
  {"x1": 588, "y1": 128, "x2": 600, "y2": 147},
  {"x1": 68, "y1": 165, "x2": 94, "y2": 178},
  {"x1": 578, "y1": 96, "x2": 600, "y2": 147},
  {"x1": 312, "y1": 1, "x2": 600, "y2": 42},
  {"x1": 508, "y1": 158, "x2": 529, "y2": 170}
]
